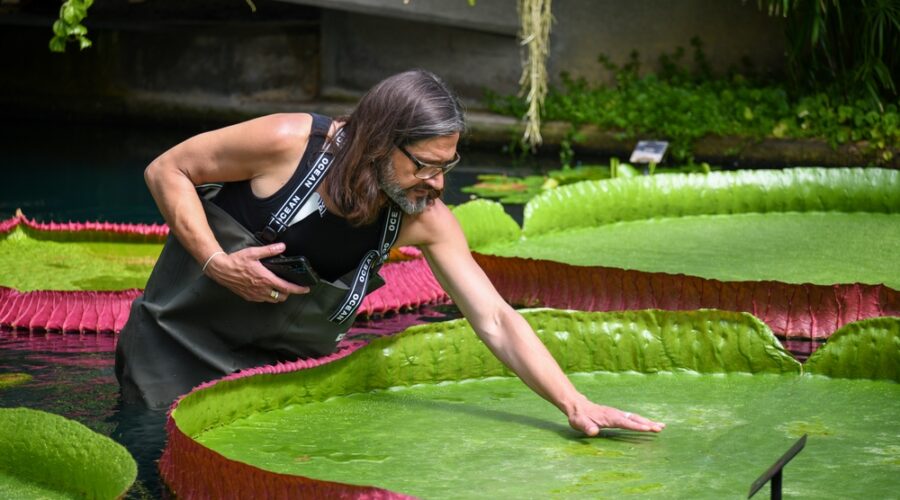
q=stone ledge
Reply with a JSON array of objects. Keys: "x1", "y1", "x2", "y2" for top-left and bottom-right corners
[
  {"x1": 469, "y1": 118, "x2": 900, "y2": 168},
  {"x1": 281, "y1": 0, "x2": 519, "y2": 35}
]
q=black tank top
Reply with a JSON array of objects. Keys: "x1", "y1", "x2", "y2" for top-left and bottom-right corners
[{"x1": 213, "y1": 114, "x2": 387, "y2": 282}]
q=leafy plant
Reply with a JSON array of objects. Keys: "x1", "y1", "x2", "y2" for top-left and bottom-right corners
[
  {"x1": 756, "y1": 0, "x2": 900, "y2": 109},
  {"x1": 49, "y1": 0, "x2": 93, "y2": 52},
  {"x1": 487, "y1": 39, "x2": 900, "y2": 163}
]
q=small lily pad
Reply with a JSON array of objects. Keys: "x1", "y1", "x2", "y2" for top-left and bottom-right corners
[
  {"x1": 0, "y1": 372, "x2": 31, "y2": 390},
  {"x1": 0, "y1": 407, "x2": 137, "y2": 499}
]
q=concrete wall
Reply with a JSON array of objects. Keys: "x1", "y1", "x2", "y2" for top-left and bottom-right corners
[
  {"x1": 0, "y1": 0, "x2": 784, "y2": 124},
  {"x1": 550, "y1": 1, "x2": 785, "y2": 82},
  {"x1": 307, "y1": 0, "x2": 785, "y2": 102},
  {"x1": 0, "y1": 1, "x2": 320, "y2": 124},
  {"x1": 320, "y1": 9, "x2": 522, "y2": 101},
  {"x1": 0, "y1": 22, "x2": 318, "y2": 101}
]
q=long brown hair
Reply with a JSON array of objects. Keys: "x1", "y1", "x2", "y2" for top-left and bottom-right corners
[{"x1": 321, "y1": 69, "x2": 466, "y2": 226}]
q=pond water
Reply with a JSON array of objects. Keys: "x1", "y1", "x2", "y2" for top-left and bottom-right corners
[{"x1": 0, "y1": 120, "x2": 527, "y2": 224}]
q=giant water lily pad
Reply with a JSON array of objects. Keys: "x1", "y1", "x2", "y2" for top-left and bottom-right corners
[
  {"x1": 805, "y1": 317, "x2": 900, "y2": 381},
  {"x1": 0, "y1": 227, "x2": 161, "y2": 291},
  {"x1": 454, "y1": 168, "x2": 900, "y2": 289},
  {"x1": 167, "y1": 310, "x2": 899, "y2": 498},
  {"x1": 483, "y1": 212, "x2": 900, "y2": 289},
  {"x1": 0, "y1": 407, "x2": 137, "y2": 499}
]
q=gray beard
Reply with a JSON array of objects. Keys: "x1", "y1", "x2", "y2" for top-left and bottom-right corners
[{"x1": 377, "y1": 159, "x2": 431, "y2": 215}]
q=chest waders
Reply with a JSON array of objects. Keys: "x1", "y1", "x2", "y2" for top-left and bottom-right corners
[{"x1": 115, "y1": 127, "x2": 403, "y2": 409}]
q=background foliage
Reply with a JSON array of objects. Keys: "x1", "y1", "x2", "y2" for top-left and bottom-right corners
[
  {"x1": 488, "y1": 38, "x2": 899, "y2": 163},
  {"x1": 759, "y1": 0, "x2": 900, "y2": 108}
]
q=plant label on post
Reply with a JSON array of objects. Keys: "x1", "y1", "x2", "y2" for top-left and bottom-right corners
[
  {"x1": 629, "y1": 140, "x2": 668, "y2": 164},
  {"x1": 748, "y1": 434, "x2": 807, "y2": 499}
]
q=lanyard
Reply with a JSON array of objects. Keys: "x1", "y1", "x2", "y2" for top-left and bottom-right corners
[
  {"x1": 257, "y1": 128, "x2": 403, "y2": 324},
  {"x1": 329, "y1": 205, "x2": 402, "y2": 324},
  {"x1": 257, "y1": 129, "x2": 347, "y2": 244}
]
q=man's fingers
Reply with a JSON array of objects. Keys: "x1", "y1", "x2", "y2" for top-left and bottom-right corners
[
  {"x1": 629, "y1": 412, "x2": 665, "y2": 429},
  {"x1": 573, "y1": 416, "x2": 601, "y2": 437},
  {"x1": 619, "y1": 412, "x2": 665, "y2": 432},
  {"x1": 242, "y1": 243, "x2": 286, "y2": 260},
  {"x1": 573, "y1": 407, "x2": 666, "y2": 436}
]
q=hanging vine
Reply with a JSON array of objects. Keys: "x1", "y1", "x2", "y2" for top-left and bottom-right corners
[{"x1": 517, "y1": 0, "x2": 553, "y2": 150}]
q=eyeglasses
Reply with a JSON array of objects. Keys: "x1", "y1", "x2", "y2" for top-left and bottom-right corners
[{"x1": 398, "y1": 146, "x2": 461, "y2": 180}]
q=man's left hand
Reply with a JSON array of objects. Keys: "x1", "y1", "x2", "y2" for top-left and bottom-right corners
[{"x1": 567, "y1": 400, "x2": 666, "y2": 435}]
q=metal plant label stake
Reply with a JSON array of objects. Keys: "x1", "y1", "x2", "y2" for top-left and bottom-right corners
[{"x1": 748, "y1": 434, "x2": 808, "y2": 499}]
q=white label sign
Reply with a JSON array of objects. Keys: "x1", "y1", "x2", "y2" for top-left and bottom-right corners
[{"x1": 629, "y1": 140, "x2": 669, "y2": 163}]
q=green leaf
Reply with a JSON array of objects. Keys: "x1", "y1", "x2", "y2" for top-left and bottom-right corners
[
  {"x1": 62, "y1": 5, "x2": 78, "y2": 25},
  {"x1": 51, "y1": 20, "x2": 67, "y2": 37},
  {"x1": 48, "y1": 37, "x2": 66, "y2": 53},
  {"x1": 451, "y1": 199, "x2": 521, "y2": 251},
  {"x1": 0, "y1": 408, "x2": 136, "y2": 498},
  {"x1": 772, "y1": 120, "x2": 789, "y2": 137},
  {"x1": 522, "y1": 168, "x2": 900, "y2": 238},
  {"x1": 67, "y1": 24, "x2": 87, "y2": 37},
  {"x1": 743, "y1": 106, "x2": 755, "y2": 120},
  {"x1": 0, "y1": 372, "x2": 31, "y2": 390},
  {"x1": 805, "y1": 317, "x2": 900, "y2": 381}
]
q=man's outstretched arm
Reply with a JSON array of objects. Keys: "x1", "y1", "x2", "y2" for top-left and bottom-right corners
[{"x1": 396, "y1": 200, "x2": 665, "y2": 435}]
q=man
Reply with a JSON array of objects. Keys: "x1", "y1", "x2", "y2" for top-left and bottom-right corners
[{"x1": 116, "y1": 69, "x2": 664, "y2": 435}]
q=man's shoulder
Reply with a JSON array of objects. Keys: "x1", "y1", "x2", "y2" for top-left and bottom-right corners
[
  {"x1": 398, "y1": 200, "x2": 464, "y2": 248},
  {"x1": 241, "y1": 113, "x2": 315, "y2": 157},
  {"x1": 267, "y1": 113, "x2": 315, "y2": 140}
]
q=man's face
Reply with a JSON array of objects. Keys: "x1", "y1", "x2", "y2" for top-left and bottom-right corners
[{"x1": 378, "y1": 133, "x2": 459, "y2": 215}]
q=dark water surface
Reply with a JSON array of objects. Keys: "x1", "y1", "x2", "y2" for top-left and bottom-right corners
[
  {"x1": 0, "y1": 330, "x2": 165, "y2": 498},
  {"x1": 0, "y1": 120, "x2": 527, "y2": 224}
]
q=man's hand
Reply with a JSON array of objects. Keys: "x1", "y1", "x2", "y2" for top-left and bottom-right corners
[
  {"x1": 204, "y1": 243, "x2": 310, "y2": 302},
  {"x1": 567, "y1": 398, "x2": 666, "y2": 436}
]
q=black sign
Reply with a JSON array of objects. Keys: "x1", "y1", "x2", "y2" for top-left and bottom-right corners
[{"x1": 748, "y1": 434, "x2": 807, "y2": 499}]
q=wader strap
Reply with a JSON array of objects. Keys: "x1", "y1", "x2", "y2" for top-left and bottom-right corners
[
  {"x1": 253, "y1": 116, "x2": 403, "y2": 324},
  {"x1": 257, "y1": 127, "x2": 347, "y2": 243},
  {"x1": 329, "y1": 204, "x2": 403, "y2": 324}
]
